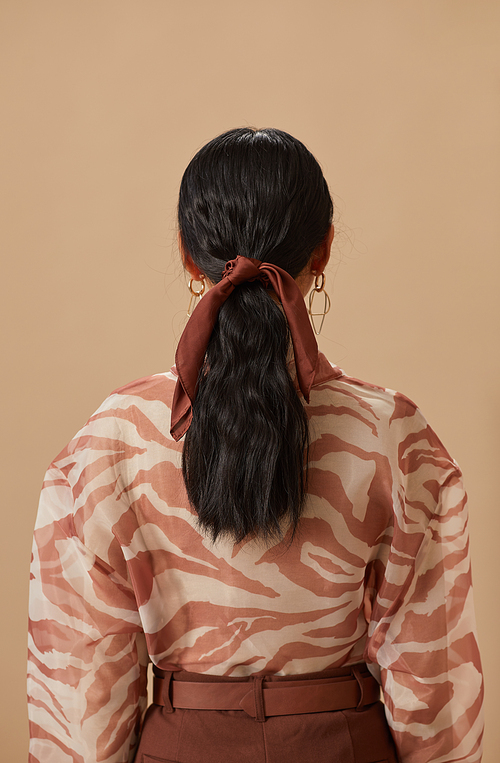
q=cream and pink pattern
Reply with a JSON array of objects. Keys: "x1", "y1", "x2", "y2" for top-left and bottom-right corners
[{"x1": 28, "y1": 354, "x2": 484, "y2": 762}]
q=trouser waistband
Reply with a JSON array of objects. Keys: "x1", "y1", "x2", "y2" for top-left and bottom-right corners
[{"x1": 152, "y1": 664, "x2": 380, "y2": 722}]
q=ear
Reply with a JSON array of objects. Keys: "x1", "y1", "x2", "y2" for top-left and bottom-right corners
[
  {"x1": 178, "y1": 231, "x2": 204, "y2": 281},
  {"x1": 310, "y1": 224, "x2": 334, "y2": 274}
]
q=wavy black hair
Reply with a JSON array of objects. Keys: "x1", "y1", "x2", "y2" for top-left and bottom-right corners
[{"x1": 178, "y1": 128, "x2": 333, "y2": 543}]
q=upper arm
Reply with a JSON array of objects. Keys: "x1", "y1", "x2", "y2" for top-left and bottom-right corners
[
  {"x1": 28, "y1": 412, "x2": 149, "y2": 763},
  {"x1": 365, "y1": 414, "x2": 484, "y2": 763}
]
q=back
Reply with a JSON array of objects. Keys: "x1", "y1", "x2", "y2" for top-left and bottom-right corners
[{"x1": 28, "y1": 352, "x2": 482, "y2": 761}]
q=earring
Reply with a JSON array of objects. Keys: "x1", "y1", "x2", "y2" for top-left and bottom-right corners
[
  {"x1": 187, "y1": 277, "x2": 205, "y2": 316},
  {"x1": 308, "y1": 272, "x2": 331, "y2": 335}
]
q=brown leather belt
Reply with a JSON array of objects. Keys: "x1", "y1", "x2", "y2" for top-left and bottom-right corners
[{"x1": 152, "y1": 667, "x2": 380, "y2": 720}]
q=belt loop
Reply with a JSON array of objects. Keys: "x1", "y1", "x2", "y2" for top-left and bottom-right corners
[
  {"x1": 253, "y1": 675, "x2": 266, "y2": 722},
  {"x1": 352, "y1": 666, "x2": 365, "y2": 711},
  {"x1": 162, "y1": 671, "x2": 174, "y2": 713}
]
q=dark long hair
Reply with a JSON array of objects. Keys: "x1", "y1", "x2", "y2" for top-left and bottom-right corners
[{"x1": 178, "y1": 128, "x2": 333, "y2": 544}]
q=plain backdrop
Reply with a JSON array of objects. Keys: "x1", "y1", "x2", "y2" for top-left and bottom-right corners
[{"x1": 1, "y1": 1, "x2": 499, "y2": 760}]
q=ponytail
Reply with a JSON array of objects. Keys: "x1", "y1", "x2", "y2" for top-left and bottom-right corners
[
  {"x1": 177, "y1": 127, "x2": 333, "y2": 544},
  {"x1": 182, "y1": 282, "x2": 309, "y2": 543}
]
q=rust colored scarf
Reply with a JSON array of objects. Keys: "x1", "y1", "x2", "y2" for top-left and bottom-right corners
[{"x1": 170, "y1": 256, "x2": 318, "y2": 441}]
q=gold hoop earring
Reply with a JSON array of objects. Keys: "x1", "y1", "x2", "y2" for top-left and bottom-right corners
[
  {"x1": 308, "y1": 272, "x2": 331, "y2": 335},
  {"x1": 187, "y1": 277, "x2": 205, "y2": 317}
]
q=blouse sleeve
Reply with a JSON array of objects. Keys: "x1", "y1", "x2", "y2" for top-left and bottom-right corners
[
  {"x1": 365, "y1": 418, "x2": 484, "y2": 763},
  {"x1": 27, "y1": 411, "x2": 148, "y2": 763}
]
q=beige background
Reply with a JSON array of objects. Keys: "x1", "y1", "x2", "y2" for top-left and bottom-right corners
[{"x1": 1, "y1": 1, "x2": 498, "y2": 759}]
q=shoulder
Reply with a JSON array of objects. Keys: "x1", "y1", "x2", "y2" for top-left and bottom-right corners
[
  {"x1": 111, "y1": 369, "x2": 177, "y2": 403},
  {"x1": 310, "y1": 353, "x2": 460, "y2": 474},
  {"x1": 90, "y1": 368, "x2": 179, "y2": 423},
  {"x1": 311, "y1": 352, "x2": 419, "y2": 423},
  {"x1": 51, "y1": 369, "x2": 180, "y2": 471}
]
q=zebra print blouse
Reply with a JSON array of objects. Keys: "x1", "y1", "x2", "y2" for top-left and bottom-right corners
[{"x1": 28, "y1": 354, "x2": 484, "y2": 762}]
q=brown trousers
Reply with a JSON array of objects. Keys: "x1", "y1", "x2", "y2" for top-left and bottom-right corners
[{"x1": 134, "y1": 665, "x2": 399, "y2": 763}]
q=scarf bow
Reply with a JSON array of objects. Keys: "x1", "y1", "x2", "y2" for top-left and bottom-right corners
[{"x1": 170, "y1": 255, "x2": 318, "y2": 440}]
